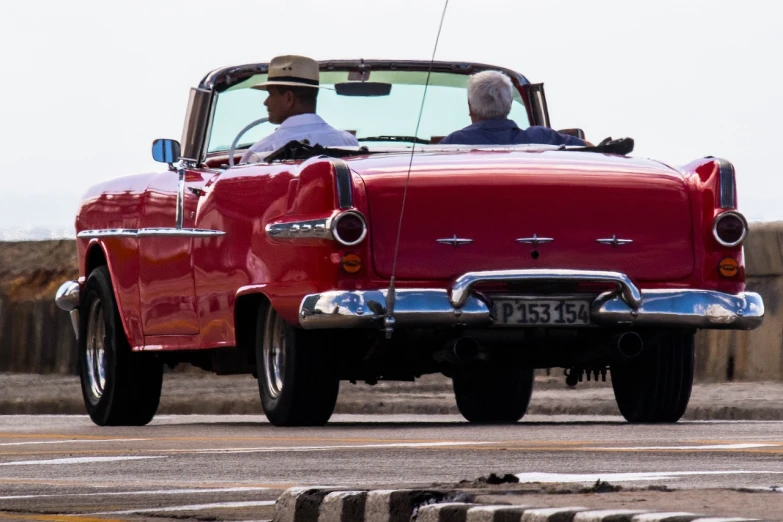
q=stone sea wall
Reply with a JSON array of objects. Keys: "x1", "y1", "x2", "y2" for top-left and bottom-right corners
[
  {"x1": 0, "y1": 240, "x2": 78, "y2": 374},
  {"x1": 1, "y1": 227, "x2": 781, "y2": 380}
]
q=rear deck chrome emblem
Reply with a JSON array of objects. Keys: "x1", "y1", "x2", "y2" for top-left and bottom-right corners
[
  {"x1": 516, "y1": 233, "x2": 554, "y2": 247},
  {"x1": 596, "y1": 234, "x2": 633, "y2": 247},
  {"x1": 436, "y1": 234, "x2": 473, "y2": 247}
]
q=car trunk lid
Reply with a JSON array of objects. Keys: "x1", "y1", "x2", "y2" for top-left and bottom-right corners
[{"x1": 350, "y1": 150, "x2": 694, "y2": 282}]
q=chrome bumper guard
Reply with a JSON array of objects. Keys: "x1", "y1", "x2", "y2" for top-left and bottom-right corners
[
  {"x1": 299, "y1": 269, "x2": 764, "y2": 331},
  {"x1": 55, "y1": 281, "x2": 80, "y2": 340}
]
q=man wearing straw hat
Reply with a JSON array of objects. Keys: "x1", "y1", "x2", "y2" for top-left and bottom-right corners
[{"x1": 241, "y1": 55, "x2": 359, "y2": 162}]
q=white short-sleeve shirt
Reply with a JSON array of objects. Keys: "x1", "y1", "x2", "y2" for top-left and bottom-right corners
[{"x1": 241, "y1": 113, "x2": 358, "y2": 163}]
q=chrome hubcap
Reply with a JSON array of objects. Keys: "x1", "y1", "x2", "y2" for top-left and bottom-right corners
[
  {"x1": 85, "y1": 298, "x2": 107, "y2": 404},
  {"x1": 263, "y1": 310, "x2": 287, "y2": 399}
]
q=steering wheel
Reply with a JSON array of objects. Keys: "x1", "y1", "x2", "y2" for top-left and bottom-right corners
[{"x1": 228, "y1": 117, "x2": 270, "y2": 167}]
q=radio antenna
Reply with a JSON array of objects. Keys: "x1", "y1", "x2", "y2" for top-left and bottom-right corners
[{"x1": 384, "y1": 0, "x2": 450, "y2": 339}]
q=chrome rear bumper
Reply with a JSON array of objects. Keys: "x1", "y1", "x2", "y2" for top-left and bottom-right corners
[{"x1": 299, "y1": 269, "x2": 764, "y2": 331}]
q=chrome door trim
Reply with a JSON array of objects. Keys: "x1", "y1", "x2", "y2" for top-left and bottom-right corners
[{"x1": 77, "y1": 228, "x2": 224, "y2": 239}]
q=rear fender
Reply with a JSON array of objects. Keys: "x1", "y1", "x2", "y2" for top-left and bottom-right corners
[{"x1": 681, "y1": 157, "x2": 745, "y2": 294}]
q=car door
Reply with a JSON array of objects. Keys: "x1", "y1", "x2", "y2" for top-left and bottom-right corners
[{"x1": 137, "y1": 169, "x2": 211, "y2": 336}]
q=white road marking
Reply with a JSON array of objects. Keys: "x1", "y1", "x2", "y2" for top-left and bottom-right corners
[
  {"x1": 0, "y1": 456, "x2": 164, "y2": 466},
  {"x1": 0, "y1": 438, "x2": 147, "y2": 446},
  {"x1": 515, "y1": 470, "x2": 783, "y2": 483},
  {"x1": 0, "y1": 486, "x2": 269, "y2": 500},
  {"x1": 92, "y1": 500, "x2": 276, "y2": 514},
  {"x1": 179, "y1": 441, "x2": 498, "y2": 454},
  {"x1": 594, "y1": 443, "x2": 782, "y2": 451}
]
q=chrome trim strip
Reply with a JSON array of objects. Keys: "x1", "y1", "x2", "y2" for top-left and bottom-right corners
[
  {"x1": 516, "y1": 234, "x2": 553, "y2": 246},
  {"x1": 77, "y1": 229, "x2": 140, "y2": 238},
  {"x1": 299, "y1": 287, "x2": 764, "y2": 331},
  {"x1": 717, "y1": 158, "x2": 736, "y2": 209},
  {"x1": 136, "y1": 228, "x2": 225, "y2": 237},
  {"x1": 450, "y1": 269, "x2": 643, "y2": 310},
  {"x1": 592, "y1": 289, "x2": 764, "y2": 330},
  {"x1": 175, "y1": 167, "x2": 186, "y2": 229},
  {"x1": 265, "y1": 218, "x2": 333, "y2": 240},
  {"x1": 436, "y1": 235, "x2": 474, "y2": 247},
  {"x1": 712, "y1": 211, "x2": 748, "y2": 248},
  {"x1": 596, "y1": 235, "x2": 633, "y2": 247},
  {"x1": 55, "y1": 281, "x2": 80, "y2": 312},
  {"x1": 77, "y1": 228, "x2": 225, "y2": 238},
  {"x1": 328, "y1": 158, "x2": 353, "y2": 209}
]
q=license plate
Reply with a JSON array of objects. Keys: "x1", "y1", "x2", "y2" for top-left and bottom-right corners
[{"x1": 492, "y1": 298, "x2": 591, "y2": 326}]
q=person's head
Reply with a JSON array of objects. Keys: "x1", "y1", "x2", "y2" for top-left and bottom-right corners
[
  {"x1": 467, "y1": 70, "x2": 514, "y2": 123},
  {"x1": 263, "y1": 85, "x2": 318, "y2": 124},
  {"x1": 253, "y1": 55, "x2": 321, "y2": 124}
]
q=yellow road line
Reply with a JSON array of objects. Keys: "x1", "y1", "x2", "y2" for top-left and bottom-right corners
[
  {"x1": 0, "y1": 513, "x2": 125, "y2": 522},
  {"x1": 0, "y1": 476, "x2": 291, "y2": 488},
  {"x1": 0, "y1": 433, "x2": 606, "y2": 445}
]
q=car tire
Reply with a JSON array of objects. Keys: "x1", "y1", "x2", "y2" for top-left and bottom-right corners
[
  {"x1": 611, "y1": 331, "x2": 694, "y2": 423},
  {"x1": 452, "y1": 365, "x2": 535, "y2": 423},
  {"x1": 256, "y1": 304, "x2": 339, "y2": 426},
  {"x1": 79, "y1": 266, "x2": 163, "y2": 426}
]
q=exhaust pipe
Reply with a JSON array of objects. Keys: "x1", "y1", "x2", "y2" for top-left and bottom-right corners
[
  {"x1": 434, "y1": 337, "x2": 480, "y2": 365},
  {"x1": 615, "y1": 331, "x2": 644, "y2": 359}
]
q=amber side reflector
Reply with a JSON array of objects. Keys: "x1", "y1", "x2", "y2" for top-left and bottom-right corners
[
  {"x1": 341, "y1": 253, "x2": 362, "y2": 274},
  {"x1": 718, "y1": 257, "x2": 739, "y2": 278}
]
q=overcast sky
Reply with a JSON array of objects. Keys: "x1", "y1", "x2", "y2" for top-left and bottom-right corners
[{"x1": 1, "y1": 0, "x2": 780, "y2": 238}]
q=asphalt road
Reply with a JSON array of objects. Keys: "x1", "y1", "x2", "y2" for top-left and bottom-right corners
[{"x1": 1, "y1": 414, "x2": 783, "y2": 521}]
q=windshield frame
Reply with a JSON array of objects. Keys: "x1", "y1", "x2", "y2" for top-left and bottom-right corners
[{"x1": 192, "y1": 60, "x2": 548, "y2": 166}]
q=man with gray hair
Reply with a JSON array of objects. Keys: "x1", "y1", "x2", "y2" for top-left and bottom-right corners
[{"x1": 440, "y1": 70, "x2": 586, "y2": 146}]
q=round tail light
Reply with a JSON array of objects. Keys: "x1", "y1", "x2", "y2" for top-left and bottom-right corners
[
  {"x1": 713, "y1": 211, "x2": 747, "y2": 247},
  {"x1": 332, "y1": 211, "x2": 367, "y2": 246}
]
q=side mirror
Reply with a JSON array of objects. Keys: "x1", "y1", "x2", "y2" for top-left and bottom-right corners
[
  {"x1": 558, "y1": 128, "x2": 586, "y2": 140},
  {"x1": 152, "y1": 138, "x2": 181, "y2": 164}
]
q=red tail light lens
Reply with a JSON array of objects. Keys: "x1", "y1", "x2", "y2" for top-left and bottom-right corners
[
  {"x1": 332, "y1": 211, "x2": 367, "y2": 246},
  {"x1": 713, "y1": 211, "x2": 747, "y2": 247}
]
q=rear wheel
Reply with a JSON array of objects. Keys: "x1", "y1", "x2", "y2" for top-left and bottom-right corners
[
  {"x1": 611, "y1": 331, "x2": 694, "y2": 423},
  {"x1": 255, "y1": 304, "x2": 339, "y2": 426},
  {"x1": 79, "y1": 266, "x2": 163, "y2": 426},
  {"x1": 453, "y1": 365, "x2": 535, "y2": 423}
]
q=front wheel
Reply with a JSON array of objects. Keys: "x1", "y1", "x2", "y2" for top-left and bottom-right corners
[
  {"x1": 611, "y1": 331, "x2": 694, "y2": 423},
  {"x1": 255, "y1": 304, "x2": 339, "y2": 426},
  {"x1": 453, "y1": 365, "x2": 535, "y2": 423},
  {"x1": 79, "y1": 266, "x2": 163, "y2": 426}
]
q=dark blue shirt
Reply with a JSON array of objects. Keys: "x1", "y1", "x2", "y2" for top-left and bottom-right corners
[{"x1": 439, "y1": 118, "x2": 586, "y2": 147}]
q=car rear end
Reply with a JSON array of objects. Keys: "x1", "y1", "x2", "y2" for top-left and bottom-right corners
[{"x1": 292, "y1": 149, "x2": 763, "y2": 423}]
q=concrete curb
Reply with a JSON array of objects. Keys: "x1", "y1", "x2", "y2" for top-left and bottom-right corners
[{"x1": 271, "y1": 488, "x2": 762, "y2": 522}]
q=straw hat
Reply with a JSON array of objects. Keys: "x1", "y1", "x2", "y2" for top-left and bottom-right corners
[{"x1": 252, "y1": 55, "x2": 320, "y2": 90}]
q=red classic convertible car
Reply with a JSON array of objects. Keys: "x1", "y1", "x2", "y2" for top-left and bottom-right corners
[{"x1": 55, "y1": 59, "x2": 763, "y2": 427}]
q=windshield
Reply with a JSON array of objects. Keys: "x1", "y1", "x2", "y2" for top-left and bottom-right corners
[{"x1": 206, "y1": 70, "x2": 531, "y2": 154}]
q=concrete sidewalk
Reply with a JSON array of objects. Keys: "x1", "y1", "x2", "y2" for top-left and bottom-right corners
[{"x1": 2, "y1": 372, "x2": 782, "y2": 419}]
